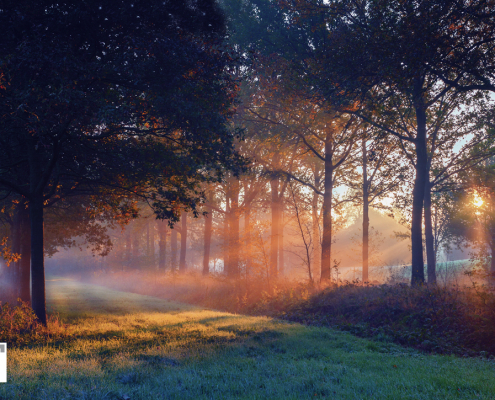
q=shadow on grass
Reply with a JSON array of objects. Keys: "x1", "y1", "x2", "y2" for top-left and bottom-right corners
[{"x1": 4, "y1": 278, "x2": 495, "y2": 400}]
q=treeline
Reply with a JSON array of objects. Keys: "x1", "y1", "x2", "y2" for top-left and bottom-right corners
[{"x1": 2, "y1": 0, "x2": 495, "y2": 324}]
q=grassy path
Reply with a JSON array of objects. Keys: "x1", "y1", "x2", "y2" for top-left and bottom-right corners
[{"x1": 1, "y1": 278, "x2": 494, "y2": 399}]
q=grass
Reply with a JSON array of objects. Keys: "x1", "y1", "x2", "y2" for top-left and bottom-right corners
[
  {"x1": 1, "y1": 278, "x2": 495, "y2": 399},
  {"x1": 86, "y1": 269, "x2": 495, "y2": 356}
]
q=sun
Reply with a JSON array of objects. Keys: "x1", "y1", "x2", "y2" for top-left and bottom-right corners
[{"x1": 473, "y1": 191, "x2": 484, "y2": 208}]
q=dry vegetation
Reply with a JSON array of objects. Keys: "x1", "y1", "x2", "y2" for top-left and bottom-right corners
[
  {"x1": 84, "y1": 269, "x2": 495, "y2": 358},
  {"x1": 3, "y1": 278, "x2": 495, "y2": 400},
  {"x1": 0, "y1": 300, "x2": 66, "y2": 347}
]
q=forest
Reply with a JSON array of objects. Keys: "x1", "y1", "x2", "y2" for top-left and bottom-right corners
[{"x1": 1, "y1": 1, "x2": 495, "y2": 399}]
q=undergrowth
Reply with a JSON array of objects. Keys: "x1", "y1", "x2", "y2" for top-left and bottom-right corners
[
  {"x1": 86, "y1": 270, "x2": 495, "y2": 357},
  {"x1": 270, "y1": 282, "x2": 495, "y2": 357},
  {"x1": 0, "y1": 300, "x2": 67, "y2": 346}
]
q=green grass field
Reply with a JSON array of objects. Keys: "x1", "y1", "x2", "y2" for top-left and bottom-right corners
[{"x1": 1, "y1": 278, "x2": 495, "y2": 400}]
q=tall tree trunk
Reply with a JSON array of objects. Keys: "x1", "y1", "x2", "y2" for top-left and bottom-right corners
[
  {"x1": 490, "y1": 201, "x2": 495, "y2": 278},
  {"x1": 424, "y1": 180, "x2": 436, "y2": 284},
  {"x1": 12, "y1": 206, "x2": 21, "y2": 300},
  {"x1": 150, "y1": 219, "x2": 155, "y2": 268},
  {"x1": 146, "y1": 221, "x2": 150, "y2": 263},
  {"x1": 132, "y1": 229, "x2": 139, "y2": 269},
  {"x1": 244, "y1": 205, "x2": 252, "y2": 277},
  {"x1": 18, "y1": 203, "x2": 31, "y2": 304},
  {"x1": 312, "y1": 165, "x2": 321, "y2": 279},
  {"x1": 279, "y1": 208, "x2": 284, "y2": 275},
  {"x1": 270, "y1": 176, "x2": 280, "y2": 279},
  {"x1": 321, "y1": 133, "x2": 334, "y2": 282},
  {"x1": 125, "y1": 228, "x2": 131, "y2": 271},
  {"x1": 30, "y1": 193, "x2": 46, "y2": 325},
  {"x1": 179, "y1": 211, "x2": 187, "y2": 272},
  {"x1": 230, "y1": 178, "x2": 240, "y2": 278},
  {"x1": 158, "y1": 220, "x2": 167, "y2": 270},
  {"x1": 224, "y1": 190, "x2": 230, "y2": 275},
  {"x1": 362, "y1": 138, "x2": 369, "y2": 283},
  {"x1": 411, "y1": 83, "x2": 427, "y2": 286},
  {"x1": 491, "y1": 230, "x2": 495, "y2": 277},
  {"x1": 203, "y1": 195, "x2": 213, "y2": 275},
  {"x1": 171, "y1": 227, "x2": 178, "y2": 270}
]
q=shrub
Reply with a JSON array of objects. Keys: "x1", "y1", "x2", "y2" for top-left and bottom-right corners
[{"x1": 0, "y1": 300, "x2": 67, "y2": 346}]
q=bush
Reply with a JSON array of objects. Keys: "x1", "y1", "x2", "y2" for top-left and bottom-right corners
[{"x1": 0, "y1": 300, "x2": 67, "y2": 346}]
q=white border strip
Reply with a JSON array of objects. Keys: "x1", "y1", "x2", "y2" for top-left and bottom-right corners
[{"x1": 0, "y1": 343, "x2": 6, "y2": 383}]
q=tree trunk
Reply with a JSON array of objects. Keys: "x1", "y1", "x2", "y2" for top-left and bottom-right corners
[
  {"x1": 312, "y1": 165, "x2": 321, "y2": 279},
  {"x1": 158, "y1": 220, "x2": 167, "y2": 270},
  {"x1": 12, "y1": 206, "x2": 21, "y2": 300},
  {"x1": 224, "y1": 190, "x2": 230, "y2": 275},
  {"x1": 321, "y1": 133, "x2": 334, "y2": 282},
  {"x1": 132, "y1": 227, "x2": 139, "y2": 269},
  {"x1": 18, "y1": 203, "x2": 31, "y2": 304},
  {"x1": 362, "y1": 138, "x2": 369, "y2": 283},
  {"x1": 424, "y1": 180, "x2": 437, "y2": 284},
  {"x1": 230, "y1": 178, "x2": 240, "y2": 278},
  {"x1": 125, "y1": 228, "x2": 131, "y2": 271},
  {"x1": 30, "y1": 194, "x2": 46, "y2": 325},
  {"x1": 491, "y1": 232, "x2": 495, "y2": 277},
  {"x1": 270, "y1": 176, "x2": 280, "y2": 279},
  {"x1": 279, "y1": 207, "x2": 284, "y2": 275},
  {"x1": 203, "y1": 197, "x2": 212, "y2": 276},
  {"x1": 179, "y1": 211, "x2": 187, "y2": 272},
  {"x1": 490, "y1": 204, "x2": 495, "y2": 278},
  {"x1": 150, "y1": 220, "x2": 155, "y2": 268},
  {"x1": 146, "y1": 221, "x2": 150, "y2": 264},
  {"x1": 244, "y1": 205, "x2": 252, "y2": 277},
  {"x1": 411, "y1": 84, "x2": 427, "y2": 286},
  {"x1": 171, "y1": 227, "x2": 178, "y2": 270}
]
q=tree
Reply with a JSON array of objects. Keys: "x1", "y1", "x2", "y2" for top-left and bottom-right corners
[
  {"x1": 0, "y1": 0, "x2": 241, "y2": 323},
  {"x1": 351, "y1": 128, "x2": 405, "y2": 282},
  {"x1": 275, "y1": 0, "x2": 495, "y2": 285},
  {"x1": 445, "y1": 156, "x2": 495, "y2": 278}
]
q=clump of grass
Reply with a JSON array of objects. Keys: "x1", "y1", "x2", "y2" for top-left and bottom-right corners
[{"x1": 0, "y1": 300, "x2": 68, "y2": 346}]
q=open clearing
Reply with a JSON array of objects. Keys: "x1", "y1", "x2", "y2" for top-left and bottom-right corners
[{"x1": 1, "y1": 279, "x2": 495, "y2": 399}]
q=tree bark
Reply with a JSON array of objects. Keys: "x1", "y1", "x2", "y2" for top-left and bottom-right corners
[
  {"x1": 12, "y1": 206, "x2": 21, "y2": 300},
  {"x1": 321, "y1": 132, "x2": 334, "y2": 282},
  {"x1": 312, "y1": 165, "x2": 321, "y2": 279},
  {"x1": 125, "y1": 228, "x2": 131, "y2": 271},
  {"x1": 132, "y1": 227, "x2": 139, "y2": 269},
  {"x1": 270, "y1": 176, "x2": 280, "y2": 279},
  {"x1": 171, "y1": 227, "x2": 178, "y2": 270},
  {"x1": 411, "y1": 81, "x2": 427, "y2": 286},
  {"x1": 179, "y1": 211, "x2": 187, "y2": 272},
  {"x1": 244, "y1": 205, "x2": 252, "y2": 277},
  {"x1": 230, "y1": 178, "x2": 240, "y2": 278},
  {"x1": 30, "y1": 193, "x2": 46, "y2": 325},
  {"x1": 158, "y1": 220, "x2": 167, "y2": 270},
  {"x1": 203, "y1": 196, "x2": 213, "y2": 276},
  {"x1": 424, "y1": 180, "x2": 437, "y2": 284},
  {"x1": 224, "y1": 190, "x2": 230, "y2": 275},
  {"x1": 362, "y1": 138, "x2": 369, "y2": 283},
  {"x1": 490, "y1": 202, "x2": 495, "y2": 277},
  {"x1": 279, "y1": 207, "x2": 284, "y2": 275},
  {"x1": 18, "y1": 203, "x2": 31, "y2": 304},
  {"x1": 491, "y1": 231, "x2": 495, "y2": 277},
  {"x1": 146, "y1": 221, "x2": 150, "y2": 263}
]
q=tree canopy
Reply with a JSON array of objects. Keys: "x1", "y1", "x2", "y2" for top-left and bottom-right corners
[{"x1": 0, "y1": 0, "x2": 243, "y2": 323}]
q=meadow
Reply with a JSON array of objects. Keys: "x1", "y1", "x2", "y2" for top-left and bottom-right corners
[{"x1": 1, "y1": 278, "x2": 495, "y2": 400}]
